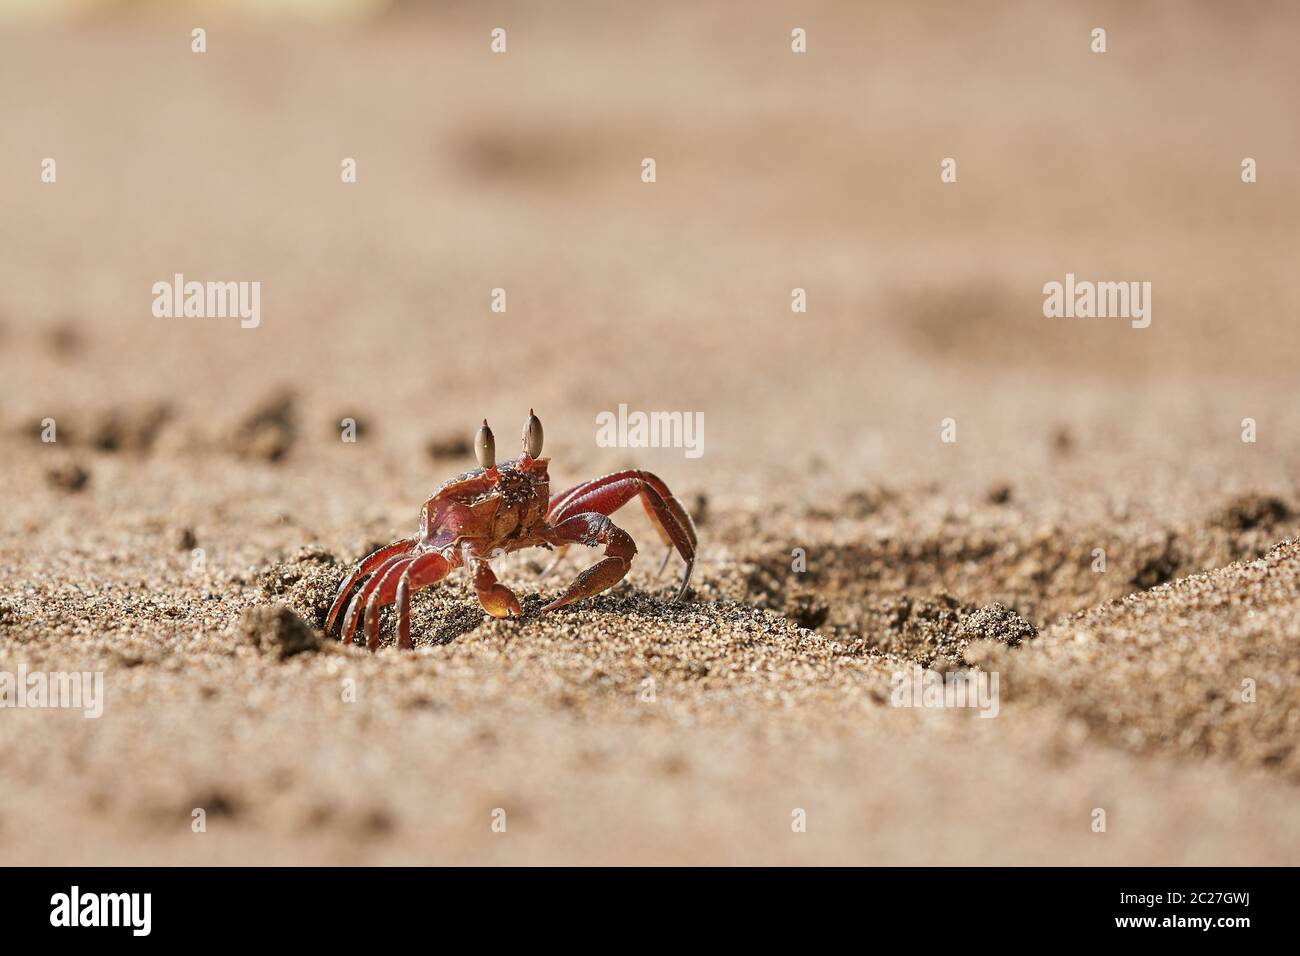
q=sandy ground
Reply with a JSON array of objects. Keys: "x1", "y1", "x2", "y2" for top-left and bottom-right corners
[{"x1": 2, "y1": 2, "x2": 1299, "y2": 865}]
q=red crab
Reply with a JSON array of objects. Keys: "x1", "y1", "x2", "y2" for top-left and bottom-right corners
[{"x1": 326, "y1": 411, "x2": 698, "y2": 650}]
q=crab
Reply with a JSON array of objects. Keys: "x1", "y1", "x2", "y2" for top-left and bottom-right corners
[{"x1": 326, "y1": 411, "x2": 699, "y2": 650}]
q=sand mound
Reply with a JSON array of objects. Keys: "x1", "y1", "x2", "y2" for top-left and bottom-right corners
[{"x1": 998, "y1": 538, "x2": 1300, "y2": 780}]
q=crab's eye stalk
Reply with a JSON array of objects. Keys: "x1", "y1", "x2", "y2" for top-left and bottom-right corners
[
  {"x1": 475, "y1": 419, "x2": 496, "y2": 469},
  {"x1": 523, "y1": 409, "x2": 544, "y2": 458}
]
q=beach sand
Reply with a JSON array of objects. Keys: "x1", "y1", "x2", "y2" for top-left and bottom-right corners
[{"x1": 1, "y1": 1, "x2": 1298, "y2": 864}]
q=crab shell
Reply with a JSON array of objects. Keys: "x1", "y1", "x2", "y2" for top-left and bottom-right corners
[{"x1": 418, "y1": 456, "x2": 552, "y2": 558}]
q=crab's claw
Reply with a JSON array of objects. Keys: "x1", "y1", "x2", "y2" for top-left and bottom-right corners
[{"x1": 544, "y1": 469, "x2": 698, "y2": 605}]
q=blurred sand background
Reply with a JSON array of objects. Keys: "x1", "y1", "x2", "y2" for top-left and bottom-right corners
[{"x1": 1, "y1": 0, "x2": 1298, "y2": 864}]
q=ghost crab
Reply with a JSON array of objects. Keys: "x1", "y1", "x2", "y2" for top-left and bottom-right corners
[{"x1": 326, "y1": 411, "x2": 698, "y2": 650}]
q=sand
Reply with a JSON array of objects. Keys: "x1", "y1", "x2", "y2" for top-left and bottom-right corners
[{"x1": 2, "y1": 2, "x2": 1299, "y2": 865}]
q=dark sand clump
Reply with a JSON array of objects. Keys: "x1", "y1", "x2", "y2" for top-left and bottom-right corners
[
  {"x1": 229, "y1": 390, "x2": 298, "y2": 464},
  {"x1": 238, "y1": 605, "x2": 324, "y2": 660}
]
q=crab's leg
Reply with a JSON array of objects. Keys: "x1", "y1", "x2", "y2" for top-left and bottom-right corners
[
  {"x1": 345, "y1": 550, "x2": 456, "y2": 649},
  {"x1": 637, "y1": 482, "x2": 696, "y2": 599},
  {"x1": 395, "y1": 575, "x2": 411, "y2": 649},
  {"x1": 547, "y1": 471, "x2": 696, "y2": 600},
  {"x1": 471, "y1": 561, "x2": 522, "y2": 619},
  {"x1": 340, "y1": 553, "x2": 415, "y2": 646},
  {"x1": 326, "y1": 538, "x2": 417, "y2": 635},
  {"x1": 364, "y1": 559, "x2": 419, "y2": 650},
  {"x1": 655, "y1": 547, "x2": 674, "y2": 579},
  {"x1": 636, "y1": 471, "x2": 698, "y2": 547},
  {"x1": 541, "y1": 513, "x2": 638, "y2": 611},
  {"x1": 395, "y1": 551, "x2": 457, "y2": 650},
  {"x1": 538, "y1": 545, "x2": 570, "y2": 578},
  {"x1": 550, "y1": 471, "x2": 696, "y2": 552}
]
